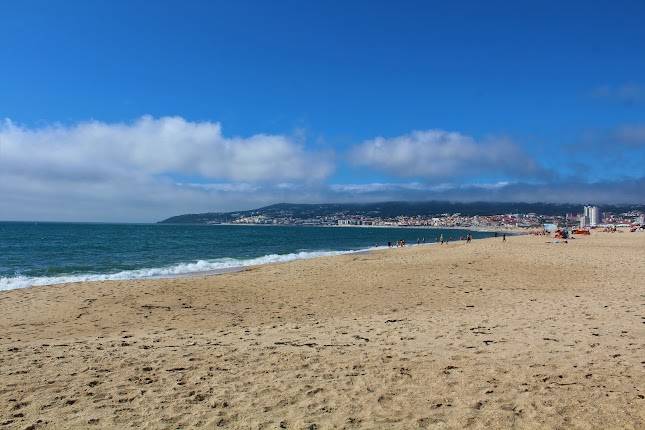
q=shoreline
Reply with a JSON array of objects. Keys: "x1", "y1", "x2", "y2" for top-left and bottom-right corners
[
  {"x1": 0, "y1": 246, "x2": 391, "y2": 293},
  {"x1": 1, "y1": 231, "x2": 503, "y2": 292},
  {"x1": 1, "y1": 222, "x2": 525, "y2": 292}
]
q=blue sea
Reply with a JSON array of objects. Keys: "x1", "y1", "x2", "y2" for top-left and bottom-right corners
[{"x1": 0, "y1": 222, "x2": 494, "y2": 291}]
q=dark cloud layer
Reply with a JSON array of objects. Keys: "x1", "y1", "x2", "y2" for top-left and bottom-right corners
[{"x1": 324, "y1": 179, "x2": 645, "y2": 205}]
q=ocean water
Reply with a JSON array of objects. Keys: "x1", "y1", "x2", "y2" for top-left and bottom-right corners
[{"x1": 0, "y1": 222, "x2": 494, "y2": 291}]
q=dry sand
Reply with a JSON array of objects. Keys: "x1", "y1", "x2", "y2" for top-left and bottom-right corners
[{"x1": 1, "y1": 231, "x2": 644, "y2": 429}]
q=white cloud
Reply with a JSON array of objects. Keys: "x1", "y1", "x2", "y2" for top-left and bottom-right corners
[
  {"x1": 0, "y1": 116, "x2": 333, "y2": 183},
  {"x1": 180, "y1": 182, "x2": 260, "y2": 192},
  {"x1": 0, "y1": 116, "x2": 335, "y2": 221},
  {"x1": 329, "y1": 182, "x2": 459, "y2": 193},
  {"x1": 349, "y1": 130, "x2": 546, "y2": 179}
]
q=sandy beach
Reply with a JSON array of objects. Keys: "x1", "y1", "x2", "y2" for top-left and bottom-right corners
[{"x1": 1, "y1": 231, "x2": 644, "y2": 429}]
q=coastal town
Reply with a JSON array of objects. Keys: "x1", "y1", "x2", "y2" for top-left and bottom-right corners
[{"x1": 229, "y1": 205, "x2": 645, "y2": 230}]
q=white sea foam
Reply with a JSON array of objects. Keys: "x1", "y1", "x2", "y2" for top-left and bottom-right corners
[{"x1": 0, "y1": 247, "x2": 385, "y2": 291}]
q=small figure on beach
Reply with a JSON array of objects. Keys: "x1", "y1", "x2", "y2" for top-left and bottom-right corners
[
  {"x1": 388, "y1": 241, "x2": 392, "y2": 248},
  {"x1": 466, "y1": 233, "x2": 472, "y2": 243},
  {"x1": 502, "y1": 233, "x2": 506, "y2": 242},
  {"x1": 439, "y1": 234, "x2": 444, "y2": 244}
]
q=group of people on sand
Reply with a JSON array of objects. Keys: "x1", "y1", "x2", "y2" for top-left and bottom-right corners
[
  {"x1": 388, "y1": 240, "x2": 407, "y2": 247},
  {"x1": 439, "y1": 233, "x2": 477, "y2": 244},
  {"x1": 387, "y1": 232, "x2": 505, "y2": 248}
]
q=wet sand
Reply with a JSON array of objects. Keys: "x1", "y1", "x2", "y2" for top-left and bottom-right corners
[{"x1": 1, "y1": 231, "x2": 644, "y2": 429}]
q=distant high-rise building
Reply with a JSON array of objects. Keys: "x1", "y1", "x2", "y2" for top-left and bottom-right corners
[
  {"x1": 590, "y1": 206, "x2": 600, "y2": 226},
  {"x1": 580, "y1": 207, "x2": 589, "y2": 227},
  {"x1": 581, "y1": 205, "x2": 600, "y2": 227}
]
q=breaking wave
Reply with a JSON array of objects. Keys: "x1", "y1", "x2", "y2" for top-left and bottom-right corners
[{"x1": 0, "y1": 248, "x2": 383, "y2": 291}]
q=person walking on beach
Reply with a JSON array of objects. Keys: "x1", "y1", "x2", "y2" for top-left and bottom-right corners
[
  {"x1": 439, "y1": 234, "x2": 444, "y2": 244},
  {"x1": 466, "y1": 233, "x2": 472, "y2": 243},
  {"x1": 502, "y1": 233, "x2": 506, "y2": 242}
]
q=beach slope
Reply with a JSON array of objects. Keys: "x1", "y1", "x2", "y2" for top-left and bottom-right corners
[{"x1": 1, "y1": 232, "x2": 644, "y2": 429}]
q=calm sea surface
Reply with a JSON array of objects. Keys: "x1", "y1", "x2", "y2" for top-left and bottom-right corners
[{"x1": 0, "y1": 222, "x2": 494, "y2": 290}]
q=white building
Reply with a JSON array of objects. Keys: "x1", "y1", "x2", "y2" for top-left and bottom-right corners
[
  {"x1": 337, "y1": 219, "x2": 359, "y2": 226},
  {"x1": 589, "y1": 206, "x2": 600, "y2": 226},
  {"x1": 580, "y1": 209, "x2": 589, "y2": 228},
  {"x1": 581, "y1": 205, "x2": 601, "y2": 227}
]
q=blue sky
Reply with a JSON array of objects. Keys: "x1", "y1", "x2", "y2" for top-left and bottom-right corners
[{"x1": 1, "y1": 1, "x2": 645, "y2": 221}]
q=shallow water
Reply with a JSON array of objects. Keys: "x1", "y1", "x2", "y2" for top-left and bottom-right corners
[{"x1": 0, "y1": 222, "x2": 493, "y2": 290}]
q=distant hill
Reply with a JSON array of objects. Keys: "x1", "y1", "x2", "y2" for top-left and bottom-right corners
[{"x1": 158, "y1": 201, "x2": 645, "y2": 224}]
